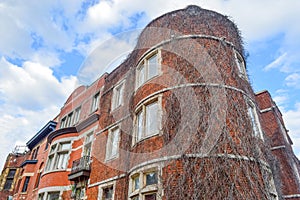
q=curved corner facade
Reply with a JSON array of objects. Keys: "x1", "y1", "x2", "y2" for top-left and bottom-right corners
[{"x1": 0, "y1": 5, "x2": 299, "y2": 200}]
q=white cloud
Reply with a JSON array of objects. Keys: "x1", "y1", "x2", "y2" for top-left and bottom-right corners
[
  {"x1": 0, "y1": 57, "x2": 78, "y2": 110},
  {"x1": 0, "y1": 57, "x2": 78, "y2": 169},
  {"x1": 264, "y1": 53, "x2": 288, "y2": 72},
  {"x1": 285, "y1": 73, "x2": 300, "y2": 89},
  {"x1": 282, "y1": 103, "x2": 300, "y2": 158}
]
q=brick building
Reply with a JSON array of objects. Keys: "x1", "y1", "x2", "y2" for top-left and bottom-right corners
[{"x1": 0, "y1": 5, "x2": 299, "y2": 200}]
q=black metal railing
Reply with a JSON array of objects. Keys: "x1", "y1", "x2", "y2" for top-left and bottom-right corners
[{"x1": 70, "y1": 156, "x2": 90, "y2": 174}]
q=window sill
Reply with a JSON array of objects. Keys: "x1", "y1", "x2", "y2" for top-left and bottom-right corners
[
  {"x1": 135, "y1": 74, "x2": 160, "y2": 91},
  {"x1": 111, "y1": 104, "x2": 123, "y2": 112},
  {"x1": 42, "y1": 168, "x2": 68, "y2": 176},
  {"x1": 132, "y1": 132, "x2": 160, "y2": 148},
  {"x1": 105, "y1": 155, "x2": 119, "y2": 162}
]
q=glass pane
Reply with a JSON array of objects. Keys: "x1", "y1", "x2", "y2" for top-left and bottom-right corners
[
  {"x1": 4, "y1": 179, "x2": 13, "y2": 190},
  {"x1": 133, "y1": 176, "x2": 139, "y2": 191},
  {"x1": 136, "y1": 110, "x2": 143, "y2": 141},
  {"x1": 138, "y1": 65, "x2": 145, "y2": 87},
  {"x1": 110, "y1": 129, "x2": 119, "y2": 158},
  {"x1": 132, "y1": 196, "x2": 139, "y2": 200},
  {"x1": 114, "y1": 84, "x2": 123, "y2": 108},
  {"x1": 47, "y1": 192, "x2": 59, "y2": 200},
  {"x1": 145, "y1": 102, "x2": 158, "y2": 136},
  {"x1": 148, "y1": 54, "x2": 158, "y2": 79},
  {"x1": 8, "y1": 169, "x2": 16, "y2": 178},
  {"x1": 145, "y1": 172, "x2": 157, "y2": 186},
  {"x1": 66, "y1": 112, "x2": 73, "y2": 127},
  {"x1": 92, "y1": 93, "x2": 100, "y2": 111},
  {"x1": 84, "y1": 144, "x2": 91, "y2": 157},
  {"x1": 38, "y1": 193, "x2": 44, "y2": 200},
  {"x1": 103, "y1": 186, "x2": 113, "y2": 200},
  {"x1": 248, "y1": 106, "x2": 259, "y2": 136},
  {"x1": 60, "y1": 142, "x2": 71, "y2": 151},
  {"x1": 74, "y1": 107, "x2": 81, "y2": 124},
  {"x1": 46, "y1": 155, "x2": 53, "y2": 171},
  {"x1": 60, "y1": 117, "x2": 66, "y2": 128},
  {"x1": 50, "y1": 144, "x2": 57, "y2": 153},
  {"x1": 56, "y1": 153, "x2": 68, "y2": 169},
  {"x1": 145, "y1": 193, "x2": 157, "y2": 200}
]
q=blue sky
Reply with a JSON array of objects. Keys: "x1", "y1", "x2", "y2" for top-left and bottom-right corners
[{"x1": 0, "y1": 0, "x2": 299, "y2": 169}]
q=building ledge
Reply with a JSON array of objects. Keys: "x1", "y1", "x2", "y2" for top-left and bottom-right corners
[
  {"x1": 20, "y1": 159, "x2": 38, "y2": 167},
  {"x1": 68, "y1": 170, "x2": 91, "y2": 181}
]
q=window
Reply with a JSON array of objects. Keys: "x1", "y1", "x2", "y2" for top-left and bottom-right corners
[
  {"x1": 21, "y1": 177, "x2": 30, "y2": 192},
  {"x1": 235, "y1": 51, "x2": 247, "y2": 79},
  {"x1": 91, "y1": 92, "x2": 100, "y2": 112},
  {"x1": 34, "y1": 172, "x2": 41, "y2": 189},
  {"x1": 145, "y1": 172, "x2": 157, "y2": 186},
  {"x1": 132, "y1": 175, "x2": 140, "y2": 191},
  {"x1": 60, "y1": 106, "x2": 81, "y2": 128},
  {"x1": 60, "y1": 117, "x2": 66, "y2": 128},
  {"x1": 66, "y1": 112, "x2": 73, "y2": 127},
  {"x1": 73, "y1": 187, "x2": 85, "y2": 200},
  {"x1": 38, "y1": 193, "x2": 44, "y2": 200},
  {"x1": 247, "y1": 102, "x2": 263, "y2": 139},
  {"x1": 134, "y1": 99, "x2": 160, "y2": 144},
  {"x1": 112, "y1": 82, "x2": 124, "y2": 110},
  {"x1": 73, "y1": 106, "x2": 81, "y2": 124},
  {"x1": 31, "y1": 146, "x2": 39, "y2": 160},
  {"x1": 136, "y1": 52, "x2": 160, "y2": 88},
  {"x1": 4, "y1": 169, "x2": 16, "y2": 190},
  {"x1": 47, "y1": 192, "x2": 60, "y2": 200},
  {"x1": 35, "y1": 162, "x2": 43, "y2": 189},
  {"x1": 45, "y1": 141, "x2": 71, "y2": 171},
  {"x1": 129, "y1": 169, "x2": 159, "y2": 200},
  {"x1": 84, "y1": 132, "x2": 93, "y2": 158},
  {"x1": 106, "y1": 127, "x2": 120, "y2": 160},
  {"x1": 98, "y1": 182, "x2": 115, "y2": 200},
  {"x1": 102, "y1": 186, "x2": 113, "y2": 200}
]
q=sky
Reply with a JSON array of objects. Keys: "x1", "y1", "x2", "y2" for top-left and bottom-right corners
[{"x1": 0, "y1": 0, "x2": 299, "y2": 170}]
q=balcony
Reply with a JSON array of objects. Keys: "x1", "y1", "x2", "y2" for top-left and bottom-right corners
[{"x1": 68, "y1": 156, "x2": 91, "y2": 181}]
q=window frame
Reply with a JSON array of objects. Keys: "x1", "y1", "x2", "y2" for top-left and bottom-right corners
[
  {"x1": 97, "y1": 181, "x2": 116, "y2": 200},
  {"x1": 105, "y1": 126, "x2": 120, "y2": 161},
  {"x1": 21, "y1": 176, "x2": 30, "y2": 193},
  {"x1": 111, "y1": 80, "x2": 125, "y2": 111},
  {"x1": 136, "y1": 50, "x2": 161, "y2": 89},
  {"x1": 234, "y1": 50, "x2": 248, "y2": 80},
  {"x1": 3, "y1": 169, "x2": 16, "y2": 190},
  {"x1": 60, "y1": 106, "x2": 81, "y2": 128},
  {"x1": 73, "y1": 106, "x2": 81, "y2": 125},
  {"x1": 83, "y1": 132, "x2": 94, "y2": 158},
  {"x1": 128, "y1": 166, "x2": 161, "y2": 200},
  {"x1": 133, "y1": 96, "x2": 162, "y2": 145},
  {"x1": 45, "y1": 141, "x2": 71, "y2": 172},
  {"x1": 91, "y1": 92, "x2": 100, "y2": 112},
  {"x1": 247, "y1": 101, "x2": 264, "y2": 140}
]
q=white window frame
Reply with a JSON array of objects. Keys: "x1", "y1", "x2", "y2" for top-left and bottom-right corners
[
  {"x1": 91, "y1": 92, "x2": 100, "y2": 112},
  {"x1": 128, "y1": 164, "x2": 161, "y2": 200},
  {"x1": 247, "y1": 101, "x2": 264, "y2": 140},
  {"x1": 136, "y1": 50, "x2": 161, "y2": 89},
  {"x1": 73, "y1": 106, "x2": 81, "y2": 125},
  {"x1": 133, "y1": 96, "x2": 162, "y2": 145},
  {"x1": 111, "y1": 80, "x2": 125, "y2": 111},
  {"x1": 234, "y1": 50, "x2": 248, "y2": 80},
  {"x1": 83, "y1": 132, "x2": 93, "y2": 158},
  {"x1": 60, "y1": 116, "x2": 66, "y2": 128},
  {"x1": 45, "y1": 141, "x2": 71, "y2": 172},
  {"x1": 97, "y1": 181, "x2": 116, "y2": 200},
  {"x1": 105, "y1": 126, "x2": 120, "y2": 161}
]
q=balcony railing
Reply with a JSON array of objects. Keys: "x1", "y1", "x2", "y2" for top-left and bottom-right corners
[{"x1": 68, "y1": 156, "x2": 91, "y2": 181}]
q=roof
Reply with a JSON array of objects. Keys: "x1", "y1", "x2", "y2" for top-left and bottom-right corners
[{"x1": 26, "y1": 121, "x2": 57, "y2": 150}]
